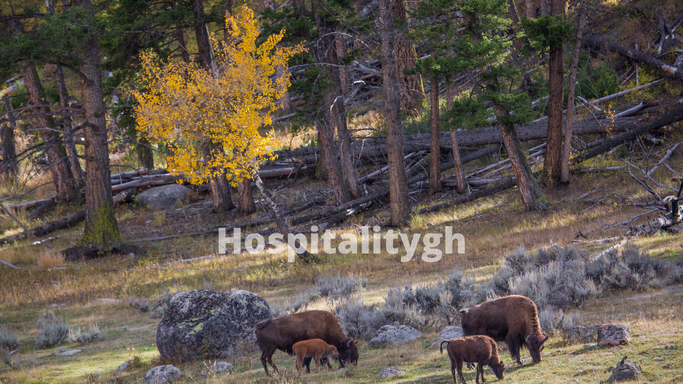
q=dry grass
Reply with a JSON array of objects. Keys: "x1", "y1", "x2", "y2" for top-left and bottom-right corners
[{"x1": 36, "y1": 250, "x2": 65, "y2": 269}]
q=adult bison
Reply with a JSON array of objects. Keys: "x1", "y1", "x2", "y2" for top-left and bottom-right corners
[
  {"x1": 460, "y1": 295, "x2": 548, "y2": 365},
  {"x1": 255, "y1": 310, "x2": 359, "y2": 375}
]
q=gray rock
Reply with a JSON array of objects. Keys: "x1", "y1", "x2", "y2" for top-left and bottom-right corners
[
  {"x1": 430, "y1": 326, "x2": 463, "y2": 348},
  {"x1": 378, "y1": 367, "x2": 406, "y2": 379},
  {"x1": 196, "y1": 373, "x2": 208, "y2": 379},
  {"x1": 597, "y1": 324, "x2": 631, "y2": 347},
  {"x1": 564, "y1": 325, "x2": 600, "y2": 344},
  {"x1": 369, "y1": 325, "x2": 422, "y2": 346},
  {"x1": 209, "y1": 361, "x2": 233, "y2": 372},
  {"x1": 114, "y1": 359, "x2": 133, "y2": 373},
  {"x1": 56, "y1": 349, "x2": 81, "y2": 356},
  {"x1": 137, "y1": 184, "x2": 191, "y2": 210},
  {"x1": 144, "y1": 365, "x2": 182, "y2": 384},
  {"x1": 156, "y1": 289, "x2": 271, "y2": 361},
  {"x1": 606, "y1": 356, "x2": 641, "y2": 383}
]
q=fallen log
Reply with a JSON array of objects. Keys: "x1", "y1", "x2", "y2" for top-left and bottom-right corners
[
  {"x1": 572, "y1": 102, "x2": 683, "y2": 165},
  {"x1": 417, "y1": 179, "x2": 518, "y2": 215},
  {"x1": 271, "y1": 115, "x2": 640, "y2": 165},
  {"x1": 4, "y1": 198, "x2": 54, "y2": 212},
  {"x1": 27, "y1": 197, "x2": 56, "y2": 219},
  {"x1": 583, "y1": 35, "x2": 683, "y2": 79},
  {"x1": 0, "y1": 209, "x2": 85, "y2": 246}
]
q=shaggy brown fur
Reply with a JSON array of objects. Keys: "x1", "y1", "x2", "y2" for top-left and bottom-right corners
[
  {"x1": 292, "y1": 339, "x2": 339, "y2": 375},
  {"x1": 440, "y1": 335, "x2": 505, "y2": 384},
  {"x1": 255, "y1": 310, "x2": 358, "y2": 375},
  {"x1": 460, "y1": 295, "x2": 548, "y2": 364}
]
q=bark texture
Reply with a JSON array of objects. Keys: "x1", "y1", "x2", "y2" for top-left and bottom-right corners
[
  {"x1": 74, "y1": 0, "x2": 121, "y2": 248},
  {"x1": 561, "y1": 0, "x2": 586, "y2": 183},
  {"x1": 494, "y1": 106, "x2": 548, "y2": 211},
  {"x1": 543, "y1": 0, "x2": 565, "y2": 183},
  {"x1": 20, "y1": 62, "x2": 79, "y2": 203},
  {"x1": 203, "y1": 141, "x2": 236, "y2": 213},
  {"x1": 1, "y1": 96, "x2": 18, "y2": 181},
  {"x1": 238, "y1": 178, "x2": 256, "y2": 215},
  {"x1": 379, "y1": 0, "x2": 411, "y2": 226},
  {"x1": 429, "y1": 76, "x2": 442, "y2": 193},
  {"x1": 391, "y1": 0, "x2": 422, "y2": 112}
]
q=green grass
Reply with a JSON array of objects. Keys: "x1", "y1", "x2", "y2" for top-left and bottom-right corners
[{"x1": 1, "y1": 142, "x2": 683, "y2": 383}]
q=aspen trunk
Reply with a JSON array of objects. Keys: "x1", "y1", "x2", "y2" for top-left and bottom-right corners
[
  {"x1": 449, "y1": 129, "x2": 466, "y2": 194},
  {"x1": 238, "y1": 178, "x2": 256, "y2": 215},
  {"x1": 543, "y1": 0, "x2": 565, "y2": 183},
  {"x1": 1, "y1": 96, "x2": 18, "y2": 181}
]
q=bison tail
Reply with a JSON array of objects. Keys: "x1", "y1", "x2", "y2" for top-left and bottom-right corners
[
  {"x1": 440, "y1": 340, "x2": 450, "y2": 354},
  {"x1": 256, "y1": 318, "x2": 273, "y2": 330}
]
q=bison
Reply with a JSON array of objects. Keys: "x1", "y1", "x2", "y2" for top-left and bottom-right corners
[
  {"x1": 292, "y1": 339, "x2": 339, "y2": 375},
  {"x1": 440, "y1": 335, "x2": 505, "y2": 384},
  {"x1": 460, "y1": 295, "x2": 548, "y2": 365},
  {"x1": 255, "y1": 310, "x2": 359, "y2": 375}
]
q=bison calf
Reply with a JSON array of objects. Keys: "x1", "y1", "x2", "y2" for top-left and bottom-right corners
[
  {"x1": 440, "y1": 335, "x2": 505, "y2": 384},
  {"x1": 293, "y1": 339, "x2": 339, "y2": 375}
]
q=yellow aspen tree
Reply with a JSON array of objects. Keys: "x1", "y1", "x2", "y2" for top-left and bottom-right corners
[{"x1": 133, "y1": 8, "x2": 305, "y2": 187}]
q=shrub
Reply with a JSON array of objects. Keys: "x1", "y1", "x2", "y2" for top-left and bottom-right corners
[
  {"x1": 270, "y1": 290, "x2": 312, "y2": 317},
  {"x1": 315, "y1": 274, "x2": 367, "y2": 302},
  {"x1": 128, "y1": 297, "x2": 150, "y2": 312},
  {"x1": 35, "y1": 311, "x2": 69, "y2": 348},
  {"x1": 444, "y1": 271, "x2": 479, "y2": 308},
  {"x1": 0, "y1": 327, "x2": 18, "y2": 351},
  {"x1": 538, "y1": 308, "x2": 579, "y2": 336},
  {"x1": 150, "y1": 289, "x2": 173, "y2": 319},
  {"x1": 69, "y1": 324, "x2": 106, "y2": 344},
  {"x1": 335, "y1": 296, "x2": 387, "y2": 339}
]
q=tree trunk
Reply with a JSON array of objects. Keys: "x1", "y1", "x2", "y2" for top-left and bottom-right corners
[
  {"x1": 1, "y1": 96, "x2": 18, "y2": 181},
  {"x1": 73, "y1": 0, "x2": 121, "y2": 248},
  {"x1": 582, "y1": 35, "x2": 683, "y2": 79},
  {"x1": 53, "y1": 65, "x2": 85, "y2": 187},
  {"x1": 429, "y1": 76, "x2": 442, "y2": 193},
  {"x1": 560, "y1": 0, "x2": 586, "y2": 184},
  {"x1": 170, "y1": 1, "x2": 191, "y2": 64},
  {"x1": 379, "y1": 0, "x2": 411, "y2": 226},
  {"x1": 318, "y1": 118, "x2": 350, "y2": 204},
  {"x1": 193, "y1": 0, "x2": 216, "y2": 75},
  {"x1": 449, "y1": 129, "x2": 465, "y2": 194},
  {"x1": 237, "y1": 178, "x2": 256, "y2": 215},
  {"x1": 136, "y1": 136, "x2": 155, "y2": 170},
  {"x1": 392, "y1": 0, "x2": 422, "y2": 112},
  {"x1": 494, "y1": 105, "x2": 548, "y2": 211},
  {"x1": 19, "y1": 62, "x2": 79, "y2": 203},
  {"x1": 543, "y1": 0, "x2": 565, "y2": 183},
  {"x1": 314, "y1": 6, "x2": 355, "y2": 203},
  {"x1": 203, "y1": 141, "x2": 235, "y2": 212},
  {"x1": 47, "y1": 0, "x2": 84, "y2": 187}
]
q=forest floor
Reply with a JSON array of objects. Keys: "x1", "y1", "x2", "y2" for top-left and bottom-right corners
[{"x1": 1, "y1": 138, "x2": 683, "y2": 384}]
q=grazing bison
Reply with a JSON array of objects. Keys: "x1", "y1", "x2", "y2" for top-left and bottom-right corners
[
  {"x1": 292, "y1": 339, "x2": 339, "y2": 375},
  {"x1": 255, "y1": 310, "x2": 359, "y2": 375},
  {"x1": 460, "y1": 295, "x2": 548, "y2": 365},
  {"x1": 441, "y1": 335, "x2": 505, "y2": 384}
]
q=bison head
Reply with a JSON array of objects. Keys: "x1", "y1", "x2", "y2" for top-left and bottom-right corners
[
  {"x1": 491, "y1": 360, "x2": 505, "y2": 380},
  {"x1": 338, "y1": 338, "x2": 358, "y2": 366},
  {"x1": 525, "y1": 333, "x2": 549, "y2": 363}
]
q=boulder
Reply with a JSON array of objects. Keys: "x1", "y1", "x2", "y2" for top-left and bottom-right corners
[
  {"x1": 564, "y1": 325, "x2": 600, "y2": 344},
  {"x1": 369, "y1": 325, "x2": 422, "y2": 347},
  {"x1": 430, "y1": 326, "x2": 463, "y2": 348},
  {"x1": 378, "y1": 367, "x2": 406, "y2": 379},
  {"x1": 597, "y1": 324, "x2": 631, "y2": 347},
  {"x1": 156, "y1": 289, "x2": 271, "y2": 361},
  {"x1": 137, "y1": 184, "x2": 191, "y2": 210},
  {"x1": 114, "y1": 359, "x2": 133, "y2": 373},
  {"x1": 144, "y1": 365, "x2": 182, "y2": 384},
  {"x1": 606, "y1": 356, "x2": 641, "y2": 383},
  {"x1": 209, "y1": 361, "x2": 233, "y2": 372}
]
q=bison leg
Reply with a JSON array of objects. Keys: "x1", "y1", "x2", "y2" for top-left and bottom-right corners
[
  {"x1": 303, "y1": 356, "x2": 313, "y2": 373},
  {"x1": 476, "y1": 362, "x2": 486, "y2": 384},
  {"x1": 506, "y1": 334, "x2": 522, "y2": 365},
  {"x1": 260, "y1": 347, "x2": 277, "y2": 376},
  {"x1": 315, "y1": 356, "x2": 321, "y2": 373},
  {"x1": 457, "y1": 359, "x2": 467, "y2": 384},
  {"x1": 295, "y1": 355, "x2": 303, "y2": 376}
]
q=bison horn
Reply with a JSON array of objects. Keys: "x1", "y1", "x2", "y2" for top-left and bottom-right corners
[
  {"x1": 347, "y1": 339, "x2": 354, "y2": 347},
  {"x1": 541, "y1": 335, "x2": 549, "y2": 343}
]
